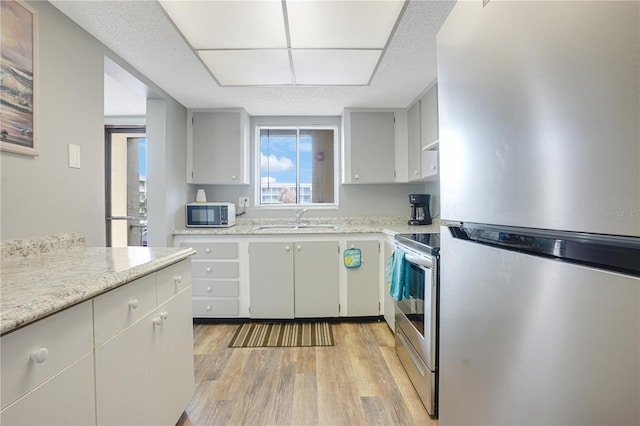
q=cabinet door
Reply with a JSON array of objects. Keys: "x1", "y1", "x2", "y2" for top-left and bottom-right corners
[
  {"x1": 420, "y1": 84, "x2": 438, "y2": 148},
  {"x1": 192, "y1": 111, "x2": 246, "y2": 184},
  {"x1": 0, "y1": 354, "x2": 95, "y2": 426},
  {"x1": 345, "y1": 240, "x2": 380, "y2": 316},
  {"x1": 95, "y1": 289, "x2": 194, "y2": 426},
  {"x1": 383, "y1": 238, "x2": 396, "y2": 332},
  {"x1": 249, "y1": 242, "x2": 294, "y2": 318},
  {"x1": 148, "y1": 289, "x2": 195, "y2": 426},
  {"x1": 348, "y1": 111, "x2": 396, "y2": 183},
  {"x1": 407, "y1": 101, "x2": 422, "y2": 182},
  {"x1": 294, "y1": 241, "x2": 339, "y2": 318}
]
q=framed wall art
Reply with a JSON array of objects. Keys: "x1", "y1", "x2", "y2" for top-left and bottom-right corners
[{"x1": 1, "y1": 0, "x2": 38, "y2": 156}]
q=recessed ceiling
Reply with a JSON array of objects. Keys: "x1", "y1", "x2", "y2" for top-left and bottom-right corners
[
  {"x1": 159, "y1": 0, "x2": 405, "y2": 87},
  {"x1": 50, "y1": 0, "x2": 456, "y2": 116}
]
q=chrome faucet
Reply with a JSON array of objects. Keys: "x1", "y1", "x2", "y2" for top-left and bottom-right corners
[{"x1": 295, "y1": 208, "x2": 308, "y2": 224}]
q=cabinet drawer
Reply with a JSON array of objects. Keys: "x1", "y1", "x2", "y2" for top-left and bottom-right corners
[
  {"x1": 0, "y1": 301, "x2": 93, "y2": 410},
  {"x1": 180, "y1": 242, "x2": 238, "y2": 259},
  {"x1": 193, "y1": 298, "x2": 239, "y2": 317},
  {"x1": 0, "y1": 353, "x2": 95, "y2": 426},
  {"x1": 93, "y1": 273, "x2": 157, "y2": 348},
  {"x1": 192, "y1": 261, "x2": 239, "y2": 279},
  {"x1": 192, "y1": 279, "x2": 239, "y2": 297},
  {"x1": 157, "y1": 260, "x2": 191, "y2": 304}
]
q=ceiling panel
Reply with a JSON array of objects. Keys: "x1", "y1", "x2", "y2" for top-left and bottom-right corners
[
  {"x1": 199, "y1": 49, "x2": 292, "y2": 86},
  {"x1": 159, "y1": 0, "x2": 287, "y2": 49},
  {"x1": 286, "y1": 0, "x2": 405, "y2": 49},
  {"x1": 292, "y1": 49, "x2": 382, "y2": 85}
]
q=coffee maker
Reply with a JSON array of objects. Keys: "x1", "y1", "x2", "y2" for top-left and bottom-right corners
[{"x1": 408, "y1": 194, "x2": 432, "y2": 225}]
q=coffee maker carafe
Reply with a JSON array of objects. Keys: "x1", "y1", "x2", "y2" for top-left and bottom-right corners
[{"x1": 408, "y1": 194, "x2": 432, "y2": 225}]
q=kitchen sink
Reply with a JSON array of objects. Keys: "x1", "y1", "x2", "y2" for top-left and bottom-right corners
[{"x1": 253, "y1": 224, "x2": 340, "y2": 230}]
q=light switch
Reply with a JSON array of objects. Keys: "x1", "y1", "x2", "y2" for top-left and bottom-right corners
[{"x1": 68, "y1": 144, "x2": 80, "y2": 168}]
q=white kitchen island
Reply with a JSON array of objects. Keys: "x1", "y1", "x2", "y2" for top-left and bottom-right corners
[{"x1": 0, "y1": 234, "x2": 196, "y2": 426}]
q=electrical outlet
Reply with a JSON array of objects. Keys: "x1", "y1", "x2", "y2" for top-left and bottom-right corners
[{"x1": 238, "y1": 197, "x2": 249, "y2": 209}]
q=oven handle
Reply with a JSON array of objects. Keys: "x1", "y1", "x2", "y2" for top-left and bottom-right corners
[{"x1": 404, "y1": 252, "x2": 433, "y2": 269}]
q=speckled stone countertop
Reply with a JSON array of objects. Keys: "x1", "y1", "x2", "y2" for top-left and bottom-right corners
[
  {"x1": 174, "y1": 216, "x2": 441, "y2": 236},
  {"x1": 0, "y1": 242, "x2": 195, "y2": 335}
]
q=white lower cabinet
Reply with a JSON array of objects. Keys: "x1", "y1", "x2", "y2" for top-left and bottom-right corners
[
  {"x1": 383, "y1": 235, "x2": 396, "y2": 332},
  {"x1": 345, "y1": 240, "x2": 380, "y2": 316},
  {"x1": 0, "y1": 301, "x2": 95, "y2": 426},
  {"x1": 176, "y1": 239, "x2": 242, "y2": 318},
  {"x1": 0, "y1": 354, "x2": 96, "y2": 426},
  {"x1": 249, "y1": 240, "x2": 339, "y2": 318},
  {"x1": 0, "y1": 259, "x2": 194, "y2": 426},
  {"x1": 95, "y1": 288, "x2": 194, "y2": 426}
]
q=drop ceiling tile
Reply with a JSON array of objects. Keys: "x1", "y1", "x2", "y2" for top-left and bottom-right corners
[
  {"x1": 286, "y1": 0, "x2": 405, "y2": 49},
  {"x1": 292, "y1": 49, "x2": 382, "y2": 85},
  {"x1": 199, "y1": 50, "x2": 292, "y2": 86},
  {"x1": 160, "y1": 0, "x2": 287, "y2": 49}
]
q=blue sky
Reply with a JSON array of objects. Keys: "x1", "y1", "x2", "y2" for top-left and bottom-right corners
[{"x1": 260, "y1": 133, "x2": 311, "y2": 185}]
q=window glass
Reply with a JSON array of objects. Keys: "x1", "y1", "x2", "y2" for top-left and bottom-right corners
[{"x1": 259, "y1": 127, "x2": 336, "y2": 206}]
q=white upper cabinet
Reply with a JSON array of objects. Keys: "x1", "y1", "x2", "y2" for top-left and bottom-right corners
[
  {"x1": 342, "y1": 108, "x2": 408, "y2": 184},
  {"x1": 188, "y1": 109, "x2": 250, "y2": 185},
  {"x1": 407, "y1": 100, "x2": 422, "y2": 182},
  {"x1": 420, "y1": 84, "x2": 439, "y2": 149}
]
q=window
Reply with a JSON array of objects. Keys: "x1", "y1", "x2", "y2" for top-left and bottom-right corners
[{"x1": 258, "y1": 126, "x2": 337, "y2": 206}]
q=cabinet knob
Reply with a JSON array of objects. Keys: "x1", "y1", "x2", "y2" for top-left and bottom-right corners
[
  {"x1": 160, "y1": 311, "x2": 169, "y2": 320},
  {"x1": 153, "y1": 316, "x2": 162, "y2": 326},
  {"x1": 206, "y1": 267, "x2": 212, "y2": 273},
  {"x1": 205, "y1": 305, "x2": 212, "y2": 311},
  {"x1": 350, "y1": 244, "x2": 355, "y2": 249},
  {"x1": 431, "y1": 165, "x2": 437, "y2": 171},
  {"x1": 414, "y1": 170, "x2": 419, "y2": 176},
  {"x1": 296, "y1": 245, "x2": 302, "y2": 251},
  {"x1": 207, "y1": 286, "x2": 212, "y2": 292},
  {"x1": 353, "y1": 174, "x2": 360, "y2": 180},
  {"x1": 205, "y1": 248, "x2": 211, "y2": 254},
  {"x1": 285, "y1": 245, "x2": 291, "y2": 252},
  {"x1": 231, "y1": 175, "x2": 237, "y2": 181},
  {"x1": 129, "y1": 299, "x2": 139, "y2": 309},
  {"x1": 30, "y1": 347, "x2": 49, "y2": 364},
  {"x1": 175, "y1": 275, "x2": 182, "y2": 284}
]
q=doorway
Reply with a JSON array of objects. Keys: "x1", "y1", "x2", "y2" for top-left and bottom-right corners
[{"x1": 105, "y1": 127, "x2": 147, "y2": 247}]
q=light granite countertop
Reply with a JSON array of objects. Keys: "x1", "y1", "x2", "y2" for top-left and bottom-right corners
[
  {"x1": 0, "y1": 246, "x2": 195, "y2": 335},
  {"x1": 174, "y1": 216, "x2": 441, "y2": 236}
]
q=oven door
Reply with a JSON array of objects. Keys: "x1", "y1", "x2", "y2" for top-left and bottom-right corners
[{"x1": 395, "y1": 248, "x2": 437, "y2": 371}]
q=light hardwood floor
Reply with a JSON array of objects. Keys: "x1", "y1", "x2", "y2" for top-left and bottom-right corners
[{"x1": 177, "y1": 321, "x2": 437, "y2": 426}]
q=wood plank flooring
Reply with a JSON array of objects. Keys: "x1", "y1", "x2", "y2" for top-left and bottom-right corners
[{"x1": 177, "y1": 321, "x2": 437, "y2": 426}]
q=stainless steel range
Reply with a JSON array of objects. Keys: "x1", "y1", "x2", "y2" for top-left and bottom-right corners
[{"x1": 393, "y1": 233, "x2": 440, "y2": 417}]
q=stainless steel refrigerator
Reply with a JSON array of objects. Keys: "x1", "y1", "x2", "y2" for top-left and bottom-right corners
[{"x1": 436, "y1": 1, "x2": 640, "y2": 425}]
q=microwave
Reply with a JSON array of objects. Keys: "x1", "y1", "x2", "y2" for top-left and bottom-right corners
[{"x1": 186, "y1": 202, "x2": 236, "y2": 227}]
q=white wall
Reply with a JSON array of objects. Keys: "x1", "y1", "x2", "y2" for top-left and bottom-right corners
[
  {"x1": 0, "y1": 1, "x2": 188, "y2": 246},
  {"x1": 1, "y1": 1, "x2": 105, "y2": 244},
  {"x1": 193, "y1": 115, "x2": 436, "y2": 220}
]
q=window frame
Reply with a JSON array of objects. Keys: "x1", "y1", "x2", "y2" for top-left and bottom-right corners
[{"x1": 254, "y1": 123, "x2": 339, "y2": 209}]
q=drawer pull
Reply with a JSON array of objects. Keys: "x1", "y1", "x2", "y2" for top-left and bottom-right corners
[
  {"x1": 175, "y1": 275, "x2": 182, "y2": 284},
  {"x1": 30, "y1": 347, "x2": 49, "y2": 364},
  {"x1": 160, "y1": 311, "x2": 169, "y2": 320},
  {"x1": 206, "y1": 286, "x2": 212, "y2": 292},
  {"x1": 153, "y1": 316, "x2": 163, "y2": 326},
  {"x1": 129, "y1": 299, "x2": 139, "y2": 309},
  {"x1": 206, "y1": 267, "x2": 212, "y2": 273}
]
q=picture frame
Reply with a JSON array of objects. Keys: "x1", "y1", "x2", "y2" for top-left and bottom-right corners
[{"x1": 1, "y1": 0, "x2": 39, "y2": 156}]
